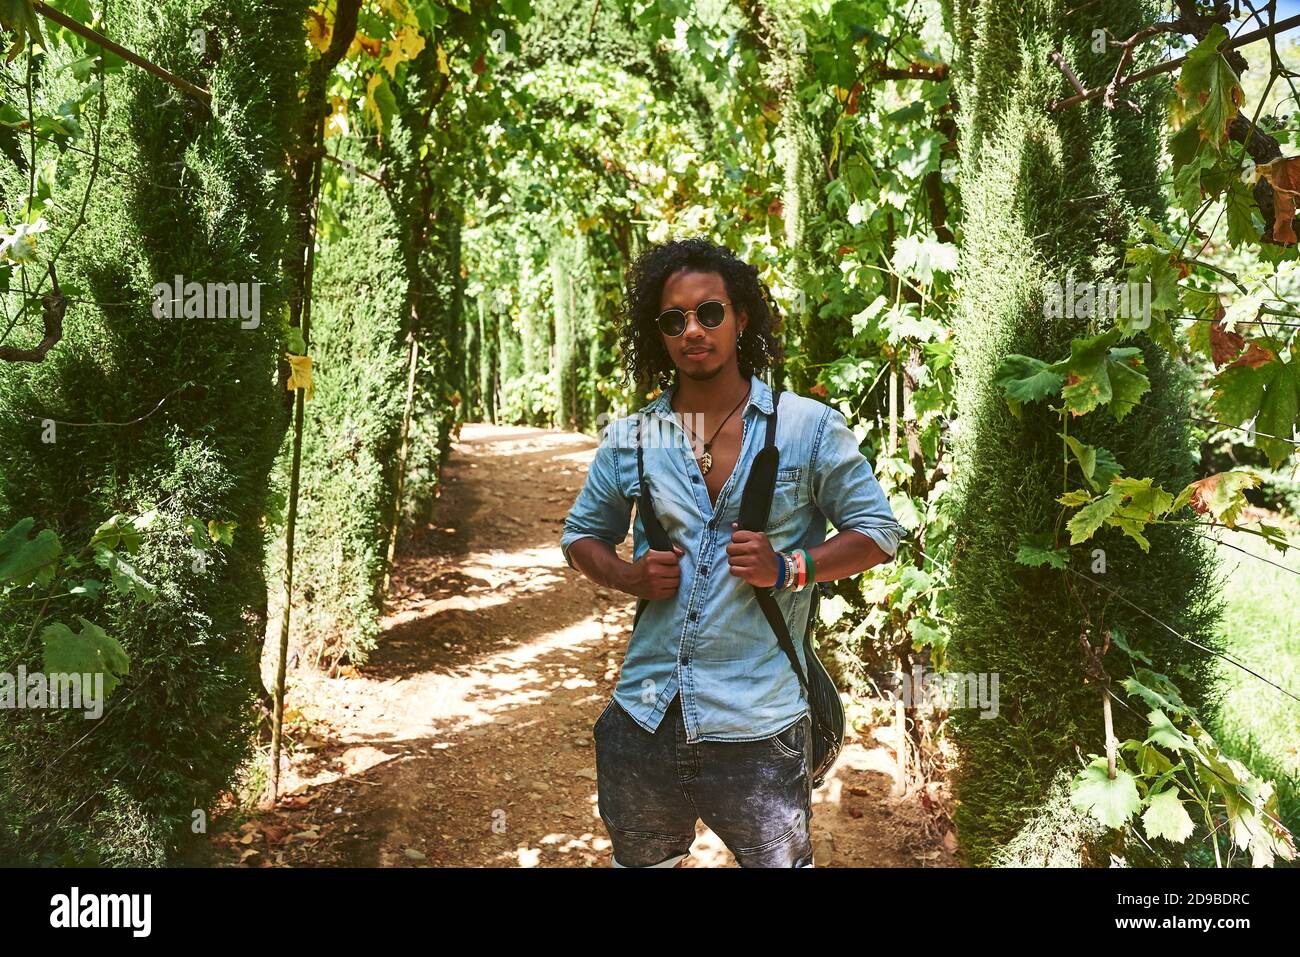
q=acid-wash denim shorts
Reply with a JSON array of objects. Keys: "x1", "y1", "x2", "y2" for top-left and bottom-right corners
[{"x1": 591, "y1": 690, "x2": 815, "y2": 867}]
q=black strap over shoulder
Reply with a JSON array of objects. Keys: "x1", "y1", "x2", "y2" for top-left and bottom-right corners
[
  {"x1": 733, "y1": 390, "x2": 816, "y2": 702},
  {"x1": 631, "y1": 387, "x2": 824, "y2": 736}
]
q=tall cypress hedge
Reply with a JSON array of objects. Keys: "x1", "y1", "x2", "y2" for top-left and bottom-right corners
[
  {"x1": 942, "y1": 0, "x2": 1221, "y2": 866},
  {"x1": 278, "y1": 41, "x2": 467, "y2": 668},
  {"x1": 0, "y1": 0, "x2": 305, "y2": 864},
  {"x1": 273, "y1": 131, "x2": 410, "y2": 670}
]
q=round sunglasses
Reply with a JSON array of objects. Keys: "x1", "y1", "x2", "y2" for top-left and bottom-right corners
[{"x1": 655, "y1": 298, "x2": 730, "y2": 337}]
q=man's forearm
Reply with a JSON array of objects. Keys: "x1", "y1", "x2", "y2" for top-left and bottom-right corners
[
  {"x1": 568, "y1": 537, "x2": 633, "y2": 593},
  {"x1": 805, "y1": 529, "x2": 890, "y2": 582}
]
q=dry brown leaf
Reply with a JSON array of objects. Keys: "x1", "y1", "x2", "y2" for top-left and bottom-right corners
[
  {"x1": 1227, "y1": 341, "x2": 1275, "y2": 369},
  {"x1": 1259, "y1": 156, "x2": 1300, "y2": 243},
  {"x1": 1209, "y1": 309, "x2": 1245, "y2": 368},
  {"x1": 1186, "y1": 473, "x2": 1223, "y2": 515}
]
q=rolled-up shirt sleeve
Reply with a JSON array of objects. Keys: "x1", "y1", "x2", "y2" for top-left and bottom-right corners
[
  {"x1": 809, "y1": 405, "x2": 907, "y2": 562},
  {"x1": 560, "y1": 432, "x2": 634, "y2": 570}
]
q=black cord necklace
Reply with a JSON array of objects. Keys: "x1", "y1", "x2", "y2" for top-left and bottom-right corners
[{"x1": 673, "y1": 383, "x2": 751, "y2": 475}]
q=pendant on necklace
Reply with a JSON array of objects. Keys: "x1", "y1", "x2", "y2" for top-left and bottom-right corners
[{"x1": 700, "y1": 449, "x2": 713, "y2": 474}]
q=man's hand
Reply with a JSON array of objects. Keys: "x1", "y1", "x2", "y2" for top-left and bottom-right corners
[
  {"x1": 620, "y1": 543, "x2": 684, "y2": 599},
  {"x1": 726, "y1": 522, "x2": 779, "y2": 587}
]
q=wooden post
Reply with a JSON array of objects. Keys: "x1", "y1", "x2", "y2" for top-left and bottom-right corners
[{"x1": 893, "y1": 695, "x2": 908, "y2": 796}]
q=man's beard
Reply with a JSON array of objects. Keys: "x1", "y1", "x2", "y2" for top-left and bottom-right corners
[{"x1": 677, "y1": 359, "x2": 723, "y2": 381}]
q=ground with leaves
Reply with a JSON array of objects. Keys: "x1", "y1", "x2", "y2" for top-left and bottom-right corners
[{"x1": 208, "y1": 424, "x2": 956, "y2": 868}]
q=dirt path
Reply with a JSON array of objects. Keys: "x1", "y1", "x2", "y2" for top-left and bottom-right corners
[{"x1": 212, "y1": 423, "x2": 956, "y2": 867}]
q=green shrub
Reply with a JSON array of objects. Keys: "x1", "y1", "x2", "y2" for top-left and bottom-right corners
[
  {"x1": 0, "y1": 0, "x2": 305, "y2": 864},
  {"x1": 942, "y1": 0, "x2": 1222, "y2": 866}
]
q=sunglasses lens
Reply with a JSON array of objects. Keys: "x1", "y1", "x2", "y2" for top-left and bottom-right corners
[
  {"x1": 698, "y1": 300, "x2": 726, "y2": 327},
  {"x1": 656, "y1": 310, "x2": 686, "y2": 336}
]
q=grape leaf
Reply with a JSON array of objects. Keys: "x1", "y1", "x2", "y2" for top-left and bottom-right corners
[
  {"x1": 1105, "y1": 477, "x2": 1175, "y2": 552},
  {"x1": 0, "y1": 518, "x2": 62, "y2": 588},
  {"x1": 41, "y1": 617, "x2": 130, "y2": 697},
  {"x1": 1173, "y1": 470, "x2": 1259, "y2": 527},
  {"x1": 286, "y1": 353, "x2": 315, "y2": 400},
  {"x1": 1108, "y1": 628, "x2": 1153, "y2": 666},
  {"x1": 1142, "y1": 787, "x2": 1196, "y2": 843},
  {"x1": 93, "y1": 546, "x2": 156, "y2": 603},
  {"x1": 1058, "y1": 328, "x2": 1151, "y2": 421},
  {"x1": 1206, "y1": 351, "x2": 1300, "y2": 467},
  {"x1": 0, "y1": 0, "x2": 44, "y2": 60},
  {"x1": 1224, "y1": 176, "x2": 1260, "y2": 247},
  {"x1": 1015, "y1": 532, "x2": 1069, "y2": 570},
  {"x1": 892, "y1": 233, "x2": 957, "y2": 285},
  {"x1": 1067, "y1": 491, "x2": 1119, "y2": 544},
  {"x1": 364, "y1": 73, "x2": 397, "y2": 138},
  {"x1": 1170, "y1": 25, "x2": 1241, "y2": 169},
  {"x1": 90, "y1": 514, "x2": 142, "y2": 554},
  {"x1": 1144, "y1": 708, "x2": 1197, "y2": 754},
  {"x1": 1259, "y1": 155, "x2": 1300, "y2": 244},
  {"x1": 993, "y1": 354, "x2": 1064, "y2": 405},
  {"x1": 1071, "y1": 757, "x2": 1141, "y2": 829},
  {"x1": 1123, "y1": 670, "x2": 1190, "y2": 717},
  {"x1": 1058, "y1": 435, "x2": 1123, "y2": 491},
  {"x1": 1255, "y1": 358, "x2": 1300, "y2": 468}
]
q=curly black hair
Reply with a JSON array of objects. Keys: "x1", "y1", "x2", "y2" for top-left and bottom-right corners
[{"x1": 620, "y1": 237, "x2": 784, "y2": 395}]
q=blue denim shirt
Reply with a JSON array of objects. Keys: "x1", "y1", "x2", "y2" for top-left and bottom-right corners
[{"x1": 560, "y1": 373, "x2": 907, "y2": 743}]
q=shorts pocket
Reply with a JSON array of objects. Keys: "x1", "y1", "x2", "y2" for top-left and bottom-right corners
[
  {"x1": 765, "y1": 713, "x2": 806, "y2": 760},
  {"x1": 592, "y1": 695, "x2": 620, "y2": 738}
]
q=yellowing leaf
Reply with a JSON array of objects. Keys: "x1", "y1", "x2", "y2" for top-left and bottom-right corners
[
  {"x1": 349, "y1": 32, "x2": 383, "y2": 58},
  {"x1": 324, "y1": 96, "x2": 349, "y2": 138},
  {"x1": 306, "y1": 10, "x2": 330, "y2": 53},
  {"x1": 382, "y1": 25, "x2": 426, "y2": 76},
  {"x1": 436, "y1": 43, "x2": 449, "y2": 76},
  {"x1": 286, "y1": 353, "x2": 314, "y2": 401},
  {"x1": 1174, "y1": 470, "x2": 1260, "y2": 527},
  {"x1": 365, "y1": 72, "x2": 397, "y2": 139}
]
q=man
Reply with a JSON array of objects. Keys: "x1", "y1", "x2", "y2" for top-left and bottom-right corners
[{"x1": 560, "y1": 237, "x2": 906, "y2": 867}]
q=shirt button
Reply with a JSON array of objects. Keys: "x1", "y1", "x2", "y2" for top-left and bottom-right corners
[
  {"x1": 692, "y1": 474, "x2": 700, "y2": 483},
  {"x1": 699, "y1": 565, "x2": 709, "y2": 575},
  {"x1": 688, "y1": 610, "x2": 698, "y2": 621}
]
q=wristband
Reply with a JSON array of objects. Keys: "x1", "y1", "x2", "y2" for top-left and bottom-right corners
[
  {"x1": 802, "y1": 548, "x2": 816, "y2": 587},
  {"x1": 782, "y1": 552, "x2": 796, "y2": 591},
  {"x1": 774, "y1": 551, "x2": 787, "y2": 590},
  {"x1": 793, "y1": 550, "x2": 806, "y2": 591}
]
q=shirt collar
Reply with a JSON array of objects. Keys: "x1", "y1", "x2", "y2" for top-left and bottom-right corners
[{"x1": 646, "y1": 373, "x2": 774, "y2": 418}]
